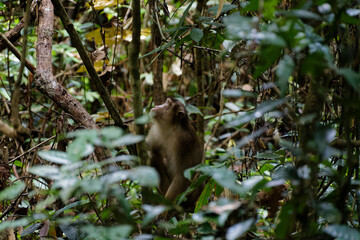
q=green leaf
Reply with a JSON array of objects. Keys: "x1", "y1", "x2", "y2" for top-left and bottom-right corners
[
  {"x1": 130, "y1": 166, "x2": 159, "y2": 187},
  {"x1": 281, "y1": 9, "x2": 322, "y2": 21},
  {"x1": 324, "y1": 224, "x2": 360, "y2": 240},
  {"x1": 67, "y1": 129, "x2": 98, "y2": 140},
  {"x1": 195, "y1": 180, "x2": 215, "y2": 212},
  {"x1": 186, "y1": 104, "x2": 203, "y2": 115},
  {"x1": 21, "y1": 223, "x2": 42, "y2": 237},
  {"x1": 110, "y1": 134, "x2": 145, "y2": 147},
  {"x1": 226, "y1": 218, "x2": 255, "y2": 240},
  {"x1": 100, "y1": 127, "x2": 124, "y2": 139},
  {"x1": 0, "y1": 181, "x2": 25, "y2": 201},
  {"x1": 222, "y1": 89, "x2": 256, "y2": 98},
  {"x1": 59, "y1": 224, "x2": 79, "y2": 240},
  {"x1": 80, "y1": 225, "x2": 133, "y2": 239},
  {"x1": 67, "y1": 138, "x2": 94, "y2": 162},
  {"x1": 317, "y1": 202, "x2": 341, "y2": 223},
  {"x1": 38, "y1": 151, "x2": 71, "y2": 165},
  {"x1": 198, "y1": 166, "x2": 243, "y2": 195},
  {"x1": 142, "y1": 205, "x2": 168, "y2": 226},
  {"x1": 338, "y1": 68, "x2": 360, "y2": 90},
  {"x1": 275, "y1": 201, "x2": 296, "y2": 239},
  {"x1": 254, "y1": 153, "x2": 283, "y2": 159},
  {"x1": 190, "y1": 28, "x2": 203, "y2": 43},
  {"x1": 0, "y1": 218, "x2": 30, "y2": 232},
  {"x1": 208, "y1": 4, "x2": 237, "y2": 16},
  {"x1": 276, "y1": 55, "x2": 294, "y2": 96},
  {"x1": 223, "y1": 13, "x2": 254, "y2": 40},
  {"x1": 226, "y1": 98, "x2": 287, "y2": 127},
  {"x1": 29, "y1": 166, "x2": 60, "y2": 180}
]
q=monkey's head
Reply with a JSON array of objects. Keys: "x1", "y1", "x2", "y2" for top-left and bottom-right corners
[{"x1": 151, "y1": 98, "x2": 188, "y2": 126}]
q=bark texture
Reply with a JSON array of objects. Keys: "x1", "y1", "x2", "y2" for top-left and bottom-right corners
[
  {"x1": 149, "y1": 0, "x2": 165, "y2": 105},
  {"x1": 194, "y1": 0, "x2": 206, "y2": 147},
  {"x1": 129, "y1": 0, "x2": 147, "y2": 165}
]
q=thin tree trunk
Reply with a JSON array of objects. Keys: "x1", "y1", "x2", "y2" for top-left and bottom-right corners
[
  {"x1": 129, "y1": 0, "x2": 147, "y2": 165},
  {"x1": 9, "y1": 0, "x2": 32, "y2": 136},
  {"x1": 149, "y1": 0, "x2": 165, "y2": 105},
  {"x1": 296, "y1": 74, "x2": 330, "y2": 235},
  {"x1": 36, "y1": 0, "x2": 109, "y2": 160},
  {"x1": 194, "y1": 0, "x2": 207, "y2": 147}
]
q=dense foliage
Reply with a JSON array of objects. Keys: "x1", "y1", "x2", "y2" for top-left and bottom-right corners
[{"x1": 1, "y1": 0, "x2": 360, "y2": 239}]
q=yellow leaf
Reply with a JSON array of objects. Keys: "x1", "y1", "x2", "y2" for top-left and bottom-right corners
[
  {"x1": 87, "y1": 0, "x2": 119, "y2": 10},
  {"x1": 77, "y1": 60, "x2": 108, "y2": 73},
  {"x1": 228, "y1": 139, "x2": 236, "y2": 149},
  {"x1": 85, "y1": 27, "x2": 151, "y2": 46}
]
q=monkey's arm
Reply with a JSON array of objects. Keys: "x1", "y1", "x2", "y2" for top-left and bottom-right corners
[
  {"x1": 149, "y1": 149, "x2": 171, "y2": 195},
  {"x1": 164, "y1": 173, "x2": 189, "y2": 201}
]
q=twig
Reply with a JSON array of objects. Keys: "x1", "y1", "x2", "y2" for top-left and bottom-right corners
[{"x1": 9, "y1": 136, "x2": 56, "y2": 163}]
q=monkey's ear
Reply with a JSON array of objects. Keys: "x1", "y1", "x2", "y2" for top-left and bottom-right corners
[{"x1": 176, "y1": 108, "x2": 186, "y2": 119}]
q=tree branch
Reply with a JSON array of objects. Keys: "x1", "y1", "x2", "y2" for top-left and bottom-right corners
[{"x1": 50, "y1": 0, "x2": 137, "y2": 156}]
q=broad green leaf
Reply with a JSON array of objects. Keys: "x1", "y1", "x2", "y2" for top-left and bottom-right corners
[
  {"x1": 0, "y1": 181, "x2": 25, "y2": 201},
  {"x1": 338, "y1": 68, "x2": 360, "y2": 90},
  {"x1": 29, "y1": 166, "x2": 60, "y2": 179},
  {"x1": 223, "y1": 13, "x2": 254, "y2": 40},
  {"x1": 281, "y1": 9, "x2": 322, "y2": 21},
  {"x1": 276, "y1": 55, "x2": 294, "y2": 96},
  {"x1": 60, "y1": 224, "x2": 79, "y2": 240},
  {"x1": 38, "y1": 151, "x2": 71, "y2": 165},
  {"x1": 21, "y1": 223, "x2": 42, "y2": 237},
  {"x1": 142, "y1": 205, "x2": 168, "y2": 226},
  {"x1": 226, "y1": 218, "x2": 255, "y2": 240},
  {"x1": 222, "y1": 89, "x2": 256, "y2": 98},
  {"x1": 0, "y1": 218, "x2": 30, "y2": 232},
  {"x1": 130, "y1": 166, "x2": 159, "y2": 187},
  {"x1": 207, "y1": 198, "x2": 241, "y2": 226},
  {"x1": 190, "y1": 28, "x2": 203, "y2": 43},
  {"x1": 110, "y1": 134, "x2": 145, "y2": 147},
  {"x1": 198, "y1": 166, "x2": 243, "y2": 195},
  {"x1": 52, "y1": 200, "x2": 89, "y2": 220},
  {"x1": 255, "y1": 45, "x2": 283, "y2": 78},
  {"x1": 263, "y1": 0, "x2": 277, "y2": 19},
  {"x1": 100, "y1": 127, "x2": 124, "y2": 139},
  {"x1": 324, "y1": 224, "x2": 360, "y2": 240},
  {"x1": 208, "y1": 4, "x2": 237, "y2": 16},
  {"x1": 67, "y1": 129, "x2": 98, "y2": 140},
  {"x1": 317, "y1": 202, "x2": 341, "y2": 223},
  {"x1": 67, "y1": 139, "x2": 94, "y2": 162},
  {"x1": 35, "y1": 195, "x2": 56, "y2": 212},
  {"x1": 134, "y1": 114, "x2": 151, "y2": 125},
  {"x1": 0, "y1": 87, "x2": 10, "y2": 100},
  {"x1": 186, "y1": 104, "x2": 203, "y2": 115}
]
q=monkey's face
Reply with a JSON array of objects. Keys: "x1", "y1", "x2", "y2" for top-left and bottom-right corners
[{"x1": 151, "y1": 98, "x2": 187, "y2": 125}]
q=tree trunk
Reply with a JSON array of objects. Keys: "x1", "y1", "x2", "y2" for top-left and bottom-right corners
[
  {"x1": 51, "y1": 0, "x2": 137, "y2": 156},
  {"x1": 129, "y1": 0, "x2": 147, "y2": 165},
  {"x1": 149, "y1": 0, "x2": 165, "y2": 105},
  {"x1": 194, "y1": 0, "x2": 207, "y2": 147}
]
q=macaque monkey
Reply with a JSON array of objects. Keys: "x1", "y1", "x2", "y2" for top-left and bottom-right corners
[{"x1": 146, "y1": 98, "x2": 203, "y2": 202}]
